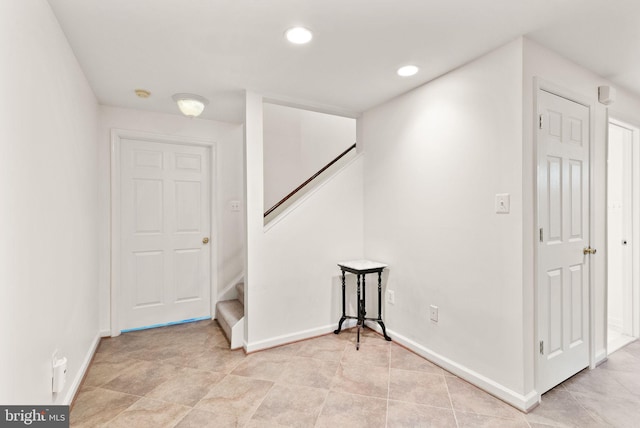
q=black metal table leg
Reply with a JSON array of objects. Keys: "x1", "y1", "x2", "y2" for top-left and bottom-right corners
[
  {"x1": 334, "y1": 269, "x2": 347, "y2": 334},
  {"x1": 362, "y1": 274, "x2": 367, "y2": 324},
  {"x1": 377, "y1": 271, "x2": 392, "y2": 341},
  {"x1": 356, "y1": 274, "x2": 361, "y2": 350}
]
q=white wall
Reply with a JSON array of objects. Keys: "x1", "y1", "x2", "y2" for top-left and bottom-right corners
[
  {"x1": 362, "y1": 40, "x2": 528, "y2": 405},
  {"x1": 522, "y1": 38, "x2": 640, "y2": 369},
  {"x1": 98, "y1": 106, "x2": 244, "y2": 334},
  {"x1": 245, "y1": 93, "x2": 364, "y2": 351},
  {"x1": 263, "y1": 103, "x2": 356, "y2": 210},
  {"x1": 360, "y1": 37, "x2": 640, "y2": 408},
  {"x1": 0, "y1": 0, "x2": 99, "y2": 404}
]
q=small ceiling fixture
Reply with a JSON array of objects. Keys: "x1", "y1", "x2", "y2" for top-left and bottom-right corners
[
  {"x1": 135, "y1": 89, "x2": 151, "y2": 98},
  {"x1": 285, "y1": 26, "x2": 313, "y2": 44},
  {"x1": 172, "y1": 93, "x2": 209, "y2": 118},
  {"x1": 397, "y1": 65, "x2": 419, "y2": 77}
]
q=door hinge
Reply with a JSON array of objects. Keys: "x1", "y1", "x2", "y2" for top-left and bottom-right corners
[
  {"x1": 539, "y1": 340, "x2": 544, "y2": 355},
  {"x1": 539, "y1": 228, "x2": 544, "y2": 242},
  {"x1": 539, "y1": 114, "x2": 544, "y2": 129}
]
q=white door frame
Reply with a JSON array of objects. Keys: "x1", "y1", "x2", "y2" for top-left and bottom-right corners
[
  {"x1": 533, "y1": 78, "x2": 597, "y2": 394},
  {"x1": 607, "y1": 116, "x2": 640, "y2": 340},
  {"x1": 110, "y1": 129, "x2": 218, "y2": 337}
]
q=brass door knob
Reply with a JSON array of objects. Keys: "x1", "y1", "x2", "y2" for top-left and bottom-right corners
[
  {"x1": 583, "y1": 247, "x2": 596, "y2": 255},
  {"x1": 202, "y1": 237, "x2": 209, "y2": 244}
]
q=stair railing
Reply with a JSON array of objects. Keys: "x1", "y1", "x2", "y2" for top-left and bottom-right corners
[{"x1": 264, "y1": 143, "x2": 357, "y2": 218}]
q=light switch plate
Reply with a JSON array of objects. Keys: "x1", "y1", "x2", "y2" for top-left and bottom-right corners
[{"x1": 495, "y1": 193, "x2": 510, "y2": 214}]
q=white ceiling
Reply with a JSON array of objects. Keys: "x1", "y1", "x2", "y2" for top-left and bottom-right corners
[{"x1": 47, "y1": 0, "x2": 640, "y2": 123}]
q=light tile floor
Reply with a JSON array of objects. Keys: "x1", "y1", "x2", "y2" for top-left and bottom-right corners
[{"x1": 71, "y1": 320, "x2": 640, "y2": 427}]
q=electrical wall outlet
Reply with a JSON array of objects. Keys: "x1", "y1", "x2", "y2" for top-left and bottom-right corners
[
  {"x1": 386, "y1": 290, "x2": 395, "y2": 305},
  {"x1": 430, "y1": 305, "x2": 439, "y2": 322},
  {"x1": 230, "y1": 200, "x2": 241, "y2": 212}
]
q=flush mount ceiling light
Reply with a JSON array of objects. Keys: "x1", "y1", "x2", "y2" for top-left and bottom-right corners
[
  {"x1": 285, "y1": 26, "x2": 313, "y2": 44},
  {"x1": 172, "y1": 93, "x2": 209, "y2": 118},
  {"x1": 397, "y1": 65, "x2": 419, "y2": 77}
]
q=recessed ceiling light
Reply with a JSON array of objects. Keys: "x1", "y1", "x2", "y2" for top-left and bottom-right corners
[
  {"x1": 285, "y1": 27, "x2": 313, "y2": 44},
  {"x1": 397, "y1": 65, "x2": 419, "y2": 77}
]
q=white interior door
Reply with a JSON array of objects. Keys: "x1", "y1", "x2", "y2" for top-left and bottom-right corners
[
  {"x1": 537, "y1": 89, "x2": 590, "y2": 393},
  {"x1": 120, "y1": 138, "x2": 211, "y2": 331},
  {"x1": 607, "y1": 121, "x2": 634, "y2": 337}
]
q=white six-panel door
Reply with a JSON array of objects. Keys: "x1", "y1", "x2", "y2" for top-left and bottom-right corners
[
  {"x1": 120, "y1": 138, "x2": 211, "y2": 331},
  {"x1": 537, "y1": 89, "x2": 590, "y2": 393}
]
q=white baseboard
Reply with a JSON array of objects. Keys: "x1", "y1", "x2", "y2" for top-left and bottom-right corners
[
  {"x1": 63, "y1": 332, "x2": 101, "y2": 405},
  {"x1": 386, "y1": 327, "x2": 539, "y2": 412},
  {"x1": 245, "y1": 320, "x2": 357, "y2": 353},
  {"x1": 100, "y1": 329, "x2": 111, "y2": 338}
]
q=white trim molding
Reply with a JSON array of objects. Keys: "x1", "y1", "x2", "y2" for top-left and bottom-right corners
[
  {"x1": 63, "y1": 333, "x2": 101, "y2": 405},
  {"x1": 244, "y1": 320, "x2": 358, "y2": 354}
]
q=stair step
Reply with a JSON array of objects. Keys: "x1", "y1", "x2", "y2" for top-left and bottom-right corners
[
  {"x1": 216, "y1": 299, "x2": 244, "y2": 344},
  {"x1": 236, "y1": 282, "x2": 245, "y2": 306}
]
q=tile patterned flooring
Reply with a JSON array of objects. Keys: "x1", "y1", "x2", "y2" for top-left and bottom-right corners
[{"x1": 71, "y1": 320, "x2": 640, "y2": 427}]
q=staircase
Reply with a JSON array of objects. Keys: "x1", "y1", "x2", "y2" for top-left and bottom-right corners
[{"x1": 215, "y1": 282, "x2": 245, "y2": 350}]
